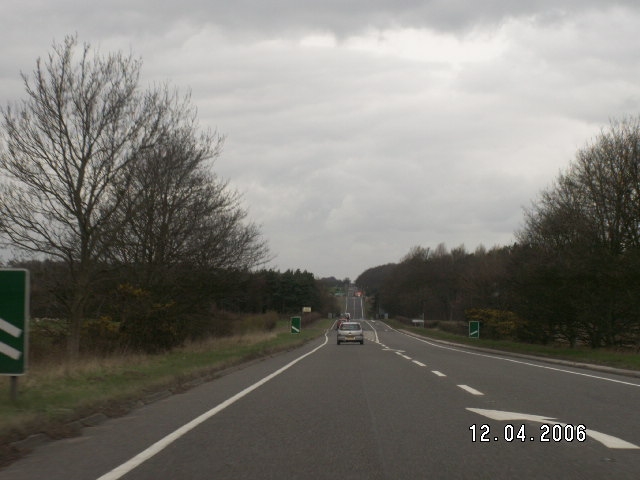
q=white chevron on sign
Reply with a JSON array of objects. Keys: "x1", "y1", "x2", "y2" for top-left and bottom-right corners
[
  {"x1": 0, "y1": 317, "x2": 23, "y2": 360},
  {"x1": 0, "y1": 318, "x2": 22, "y2": 338}
]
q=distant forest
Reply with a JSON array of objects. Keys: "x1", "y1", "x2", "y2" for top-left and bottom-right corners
[{"x1": 357, "y1": 118, "x2": 640, "y2": 350}]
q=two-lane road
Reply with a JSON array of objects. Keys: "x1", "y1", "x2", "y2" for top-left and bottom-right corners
[
  {"x1": 2, "y1": 321, "x2": 639, "y2": 479},
  {"x1": 344, "y1": 291, "x2": 363, "y2": 320}
]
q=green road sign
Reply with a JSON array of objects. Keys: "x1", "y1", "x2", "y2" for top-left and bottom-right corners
[
  {"x1": 290, "y1": 316, "x2": 301, "y2": 334},
  {"x1": 0, "y1": 269, "x2": 29, "y2": 375},
  {"x1": 469, "y1": 320, "x2": 480, "y2": 339}
]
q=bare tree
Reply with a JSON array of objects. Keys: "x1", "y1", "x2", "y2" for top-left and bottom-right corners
[
  {"x1": 522, "y1": 117, "x2": 640, "y2": 253},
  {"x1": 0, "y1": 35, "x2": 165, "y2": 356},
  {"x1": 517, "y1": 117, "x2": 640, "y2": 347},
  {"x1": 109, "y1": 100, "x2": 269, "y2": 290},
  {"x1": 573, "y1": 117, "x2": 640, "y2": 252}
]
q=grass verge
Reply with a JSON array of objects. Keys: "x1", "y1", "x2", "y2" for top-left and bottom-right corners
[
  {"x1": 387, "y1": 319, "x2": 640, "y2": 371},
  {"x1": 0, "y1": 319, "x2": 332, "y2": 449}
]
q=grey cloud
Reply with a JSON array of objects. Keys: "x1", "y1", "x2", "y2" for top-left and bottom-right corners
[
  {"x1": 18, "y1": 1, "x2": 640, "y2": 39},
  {"x1": 161, "y1": 1, "x2": 638, "y2": 35},
  {"x1": 3, "y1": 1, "x2": 640, "y2": 279}
]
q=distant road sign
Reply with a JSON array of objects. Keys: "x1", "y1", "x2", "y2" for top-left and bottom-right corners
[
  {"x1": 290, "y1": 316, "x2": 301, "y2": 334},
  {"x1": 0, "y1": 269, "x2": 29, "y2": 375},
  {"x1": 469, "y1": 320, "x2": 480, "y2": 339},
  {"x1": 302, "y1": 307, "x2": 311, "y2": 313}
]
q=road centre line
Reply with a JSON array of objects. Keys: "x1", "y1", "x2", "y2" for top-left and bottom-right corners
[
  {"x1": 97, "y1": 331, "x2": 330, "y2": 480},
  {"x1": 412, "y1": 360, "x2": 427, "y2": 367},
  {"x1": 432, "y1": 371, "x2": 446, "y2": 377},
  {"x1": 458, "y1": 384, "x2": 484, "y2": 396},
  {"x1": 394, "y1": 328, "x2": 640, "y2": 388}
]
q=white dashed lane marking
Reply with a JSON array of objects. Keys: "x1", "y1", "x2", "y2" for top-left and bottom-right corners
[{"x1": 458, "y1": 384, "x2": 484, "y2": 396}]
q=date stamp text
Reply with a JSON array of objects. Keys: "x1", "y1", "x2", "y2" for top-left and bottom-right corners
[{"x1": 469, "y1": 424, "x2": 587, "y2": 443}]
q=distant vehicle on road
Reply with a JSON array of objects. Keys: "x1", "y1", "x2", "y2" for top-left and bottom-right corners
[
  {"x1": 337, "y1": 322, "x2": 364, "y2": 345},
  {"x1": 335, "y1": 313, "x2": 350, "y2": 330}
]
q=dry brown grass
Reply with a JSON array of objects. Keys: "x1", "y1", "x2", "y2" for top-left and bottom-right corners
[
  {"x1": 179, "y1": 330, "x2": 280, "y2": 353},
  {"x1": 23, "y1": 327, "x2": 281, "y2": 385}
]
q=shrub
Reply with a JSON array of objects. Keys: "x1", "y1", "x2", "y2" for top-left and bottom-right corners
[
  {"x1": 120, "y1": 311, "x2": 188, "y2": 354},
  {"x1": 437, "y1": 321, "x2": 468, "y2": 335},
  {"x1": 234, "y1": 311, "x2": 279, "y2": 334},
  {"x1": 29, "y1": 318, "x2": 67, "y2": 361},
  {"x1": 301, "y1": 312, "x2": 321, "y2": 327},
  {"x1": 465, "y1": 308, "x2": 523, "y2": 340},
  {"x1": 82, "y1": 316, "x2": 122, "y2": 354}
]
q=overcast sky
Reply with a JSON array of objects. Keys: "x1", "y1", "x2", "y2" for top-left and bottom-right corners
[{"x1": 2, "y1": 1, "x2": 640, "y2": 280}]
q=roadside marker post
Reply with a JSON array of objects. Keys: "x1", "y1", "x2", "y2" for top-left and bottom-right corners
[
  {"x1": 290, "y1": 316, "x2": 301, "y2": 334},
  {"x1": 0, "y1": 269, "x2": 30, "y2": 401},
  {"x1": 469, "y1": 320, "x2": 480, "y2": 339}
]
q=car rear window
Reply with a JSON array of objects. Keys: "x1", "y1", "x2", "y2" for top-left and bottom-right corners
[{"x1": 341, "y1": 323, "x2": 361, "y2": 330}]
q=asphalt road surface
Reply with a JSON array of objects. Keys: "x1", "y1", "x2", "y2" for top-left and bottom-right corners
[
  {"x1": 344, "y1": 292, "x2": 363, "y2": 320},
  {"x1": 2, "y1": 321, "x2": 639, "y2": 479}
]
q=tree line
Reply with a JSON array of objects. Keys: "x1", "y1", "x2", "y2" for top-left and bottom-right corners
[
  {"x1": 357, "y1": 117, "x2": 640, "y2": 349},
  {"x1": 9, "y1": 260, "x2": 336, "y2": 354},
  {"x1": 0, "y1": 36, "x2": 334, "y2": 356}
]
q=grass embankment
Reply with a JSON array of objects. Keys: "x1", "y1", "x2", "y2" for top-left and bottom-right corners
[
  {"x1": 0, "y1": 318, "x2": 332, "y2": 446},
  {"x1": 387, "y1": 319, "x2": 640, "y2": 371}
]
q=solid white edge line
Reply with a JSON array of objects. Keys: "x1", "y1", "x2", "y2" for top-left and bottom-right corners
[
  {"x1": 363, "y1": 320, "x2": 380, "y2": 343},
  {"x1": 96, "y1": 332, "x2": 330, "y2": 480},
  {"x1": 458, "y1": 384, "x2": 484, "y2": 396}
]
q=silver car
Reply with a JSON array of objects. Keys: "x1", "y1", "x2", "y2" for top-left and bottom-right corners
[{"x1": 337, "y1": 322, "x2": 364, "y2": 345}]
